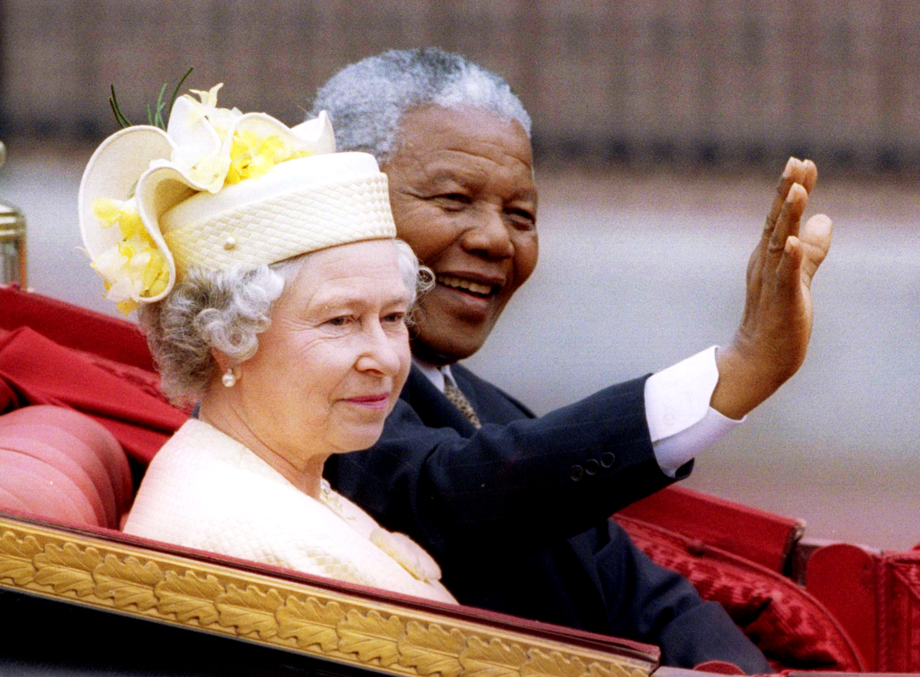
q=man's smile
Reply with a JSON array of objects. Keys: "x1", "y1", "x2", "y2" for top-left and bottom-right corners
[{"x1": 436, "y1": 274, "x2": 498, "y2": 298}]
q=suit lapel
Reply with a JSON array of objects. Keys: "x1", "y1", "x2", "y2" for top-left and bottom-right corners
[{"x1": 401, "y1": 366, "x2": 479, "y2": 435}]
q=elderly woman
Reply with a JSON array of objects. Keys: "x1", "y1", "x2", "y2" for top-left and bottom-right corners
[{"x1": 78, "y1": 84, "x2": 454, "y2": 603}]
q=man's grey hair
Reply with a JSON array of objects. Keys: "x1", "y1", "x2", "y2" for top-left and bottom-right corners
[
  {"x1": 310, "y1": 48, "x2": 531, "y2": 165},
  {"x1": 138, "y1": 240, "x2": 426, "y2": 405}
]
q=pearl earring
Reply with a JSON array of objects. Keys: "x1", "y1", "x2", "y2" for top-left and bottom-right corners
[{"x1": 221, "y1": 368, "x2": 237, "y2": 388}]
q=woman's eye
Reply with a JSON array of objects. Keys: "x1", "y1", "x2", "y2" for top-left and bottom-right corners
[
  {"x1": 383, "y1": 311, "x2": 407, "y2": 325},
  {"x1": 435, "y1": 193, "x2": 471, "y2": 209},
  {"x1": 326, "y1": 316, "x2": 351, "y2": 327}
]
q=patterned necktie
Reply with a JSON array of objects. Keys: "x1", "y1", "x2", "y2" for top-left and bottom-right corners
[{"x1": 443, "y1": 380, "x2": 482, "y2": 429}]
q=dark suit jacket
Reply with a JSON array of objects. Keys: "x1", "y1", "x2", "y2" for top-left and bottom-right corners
[{"x1": 326, "y1": 365, "x2": 770, "y2": 673}]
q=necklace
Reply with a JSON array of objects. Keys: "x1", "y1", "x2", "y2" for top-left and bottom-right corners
[{"x1": 318, "y1": 479, "x2": 356, "y2": 524}]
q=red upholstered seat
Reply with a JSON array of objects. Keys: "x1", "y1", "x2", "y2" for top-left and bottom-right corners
[
  {"x1": 804, "y1": 543, "x2": 920, "y2": 673},
  {"x1": 616, "y1": 515, "x2": 867, "y2": 672},
  {"x1": 0, "y1": 327, "x2": 187, "y2": 465},
  {"x1": 0, "y1": 405, "x2": 134, "y2": 528},
  {"x1": 692, "y1": 660, "x2": 746, "y2": 674},
  {"x1": 877, "y1": 550, "x2": 920, "y2": 672},
  {"x1": 0, "y1": 288, "x2": 183, "y2": 527},
  {"x1": 618, "y1": 485, "x2": 803, "y2": 573},
  {"x1": 0, "y1": 286, "x2": 189, "y2": 466},
  {"x1": 804, "y1": 543, "x2": 879, "y2": 669}
]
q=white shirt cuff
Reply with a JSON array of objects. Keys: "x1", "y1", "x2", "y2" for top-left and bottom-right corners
[{"x1": 644, "y1": 346, "x2": 744, "y2": 476}]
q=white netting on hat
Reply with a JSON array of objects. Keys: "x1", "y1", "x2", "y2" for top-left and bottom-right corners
[{"x1": 163, "y1": 174, "x2": 396, "y2": 277}]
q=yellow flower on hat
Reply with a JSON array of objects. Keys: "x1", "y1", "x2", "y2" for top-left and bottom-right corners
[
  {"x1": 93, "y1": 198, "x2": 145, "y2": 240},
  {"x1": 89, "y1": 197, "x2": 170, "y2": 315},
  {"x1": 226, "y1": 130, "x2": 314, "y2": 185}
]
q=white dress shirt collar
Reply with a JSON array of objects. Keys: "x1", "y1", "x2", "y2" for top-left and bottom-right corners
[{"x1": 412, "y1": 356, "x2": 454, "y2": 394}]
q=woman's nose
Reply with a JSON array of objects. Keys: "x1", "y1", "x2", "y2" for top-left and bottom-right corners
[
  {"x1": 356, "y1": 323, "x2": 403, "y2": 375},
  {"x1": 461, "y1": 207, "x2": 514, "y2": 260}
]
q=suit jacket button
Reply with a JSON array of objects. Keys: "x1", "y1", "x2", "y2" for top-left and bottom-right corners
[
  {"x1": 584, "y1": 459, "x2": 599, "y2": 476},
  {"x1": 600, "y1": 452, "x2": 616, "y2": 468},
  {"x1": 569, "y1": 465, "x2": 584, "y2": 481}
]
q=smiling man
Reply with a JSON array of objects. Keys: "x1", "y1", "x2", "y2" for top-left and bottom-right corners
[
  {"x1": 316, "y1": 48, "x2": 831, "y2": 671},
  {"x1": 383, "y1": 105, "x2": 539, "y2": 366}
]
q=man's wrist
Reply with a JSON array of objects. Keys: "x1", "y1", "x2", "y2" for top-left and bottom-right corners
[{"x1": 710, "y1": 340, "x2": 786, "y2": 420}]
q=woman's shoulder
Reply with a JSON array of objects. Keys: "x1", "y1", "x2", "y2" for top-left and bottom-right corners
[
  {"x1": 125, "y1": 420, "x2": 309, "y2": 540},
  {"x1": 146, "y1": 420, "x2": 289, "y2": 484}
]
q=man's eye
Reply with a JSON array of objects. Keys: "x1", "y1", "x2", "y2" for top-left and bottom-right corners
[{"x1": 506, "y1": 208, "x2": 536, "y2": 231}]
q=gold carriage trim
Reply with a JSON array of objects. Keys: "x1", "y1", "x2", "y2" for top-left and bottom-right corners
[{"x1": 0, "y1": 515, "x2": 655, "y2": 677}]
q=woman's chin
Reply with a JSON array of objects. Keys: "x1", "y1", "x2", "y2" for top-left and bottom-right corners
[{"x1": 328, "y1": 424, "x2": 388, "y2": 455}]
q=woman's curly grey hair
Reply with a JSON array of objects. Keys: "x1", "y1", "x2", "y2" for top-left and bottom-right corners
[
  {"x1": 310, "y1": 48, "x2": 531, "y2": 165},
  {"x1": 138, "y1": 239, "x2": 429, "y2": 406}
]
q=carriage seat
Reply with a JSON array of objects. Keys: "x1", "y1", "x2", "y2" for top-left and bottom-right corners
[{"x1": 0, "y1": 405, "x2": 133, "y2": 529}]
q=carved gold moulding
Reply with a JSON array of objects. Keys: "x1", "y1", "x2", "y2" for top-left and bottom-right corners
[{"x1": 0, "y1": 513, "x2": 656, "y2": 677}]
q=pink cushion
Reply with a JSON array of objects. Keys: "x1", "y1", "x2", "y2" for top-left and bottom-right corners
[
  {"x1": 0, "y1": 451, "x2": 99, "y2": 524},
  {"x1": 0, "y1": 406, "x2": 133, "y2": 528},
  {"x1": 0, "y1": 405, "x2": 132, "y2": 515},
  {"x1": 0, "y1": 433, "x2": 111, "y2": 525},
  {"x1": 0, "y1": 486, "x2": 30, "y2": 512}
]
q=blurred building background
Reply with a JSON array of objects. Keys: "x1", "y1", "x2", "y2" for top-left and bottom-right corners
[
  {"x1": 0, "y1": 1, "x2": 918, "y2": 550},
  {"x1": 2, "y1": 0, "x2": 920, "y2": 172}
]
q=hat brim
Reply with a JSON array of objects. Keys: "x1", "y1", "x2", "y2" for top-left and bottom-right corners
[{"x1": 78, "y1": 126, "x2": 179, "y2": 302}]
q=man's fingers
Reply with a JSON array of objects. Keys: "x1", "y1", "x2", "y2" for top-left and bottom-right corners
[
  {"x1": 769, "y1": 183, "x2": 807, "y2": 255},
  {"x1": 799, "y1": 213, "x2": 833, "y2": 282},
  {"x1": 764, "y1": 157, "x2": 815, "y2": 236},
  {"x1": 776, "y1": 235, "x2": 804, "y2": 291},
  {"x1": 765, "y1": 158, "x2": 799, "y2": 235},
  {"x1": 773, "y1": 215, "x2": 832, "y2": 290},
  {"x1": 802, "y1": 159, "x2": 818, "y2": 193}
]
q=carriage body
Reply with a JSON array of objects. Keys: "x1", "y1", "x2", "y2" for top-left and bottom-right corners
[{"x1": 0, "y1": 283, "x2": 916, "y2": 676}]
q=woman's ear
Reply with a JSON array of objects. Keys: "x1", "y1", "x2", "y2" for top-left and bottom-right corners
[
  {"x1": 211, "y1": 350, "x2": 242, "y2": 389},
  {"x1": 211, "y1": 349, "x2": 232, "y2": 375}
]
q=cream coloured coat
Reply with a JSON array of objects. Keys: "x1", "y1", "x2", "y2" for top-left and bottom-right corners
[{"x1": 124, "y1": 419, "x2": 456, "y2": 604}]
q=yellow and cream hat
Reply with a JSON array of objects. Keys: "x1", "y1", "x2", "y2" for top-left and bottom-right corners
[{"x1": 79, "y1": 84, "x2": 396, "y2": 314}]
